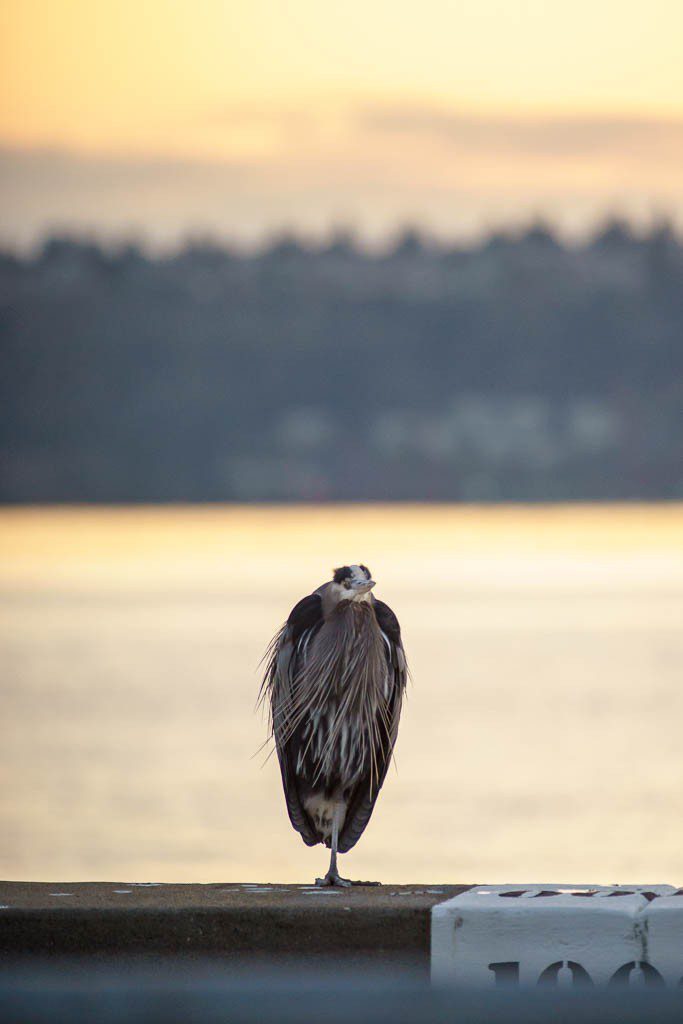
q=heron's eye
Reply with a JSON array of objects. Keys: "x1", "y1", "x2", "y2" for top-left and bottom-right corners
[{"x1": 343, "y1": 580, "x2": 351, "y2": 589}]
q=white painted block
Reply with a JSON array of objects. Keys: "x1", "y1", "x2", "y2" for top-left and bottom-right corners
[
  {"x1": 431, "y1": 884, "x2": 678, "y2": 989},
  {"x1": 643, "y1": 889, "x2": 683, "y2": 988}
]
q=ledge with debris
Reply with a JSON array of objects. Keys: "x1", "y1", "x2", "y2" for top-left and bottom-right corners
[{"x1": 0, "y1": 882, "x2": 469, "y2": 969}]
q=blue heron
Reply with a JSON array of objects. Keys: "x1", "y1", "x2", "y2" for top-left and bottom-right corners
[{"x1": 261, "y1": 564, "x2": 407, "y2": 887}]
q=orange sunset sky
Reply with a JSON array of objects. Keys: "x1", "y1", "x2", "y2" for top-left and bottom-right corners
[{"x1": 2, "y1": 0, "x2": 683, "y2": 247}]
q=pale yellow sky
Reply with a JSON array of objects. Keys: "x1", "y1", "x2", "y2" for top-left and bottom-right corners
[{"x1": 2, "y1": 0, "x2": 683, "y2": 245}]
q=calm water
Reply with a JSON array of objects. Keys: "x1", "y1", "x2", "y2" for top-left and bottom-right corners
[{"x1": 1, "y1": 504, "x2": 682, "y2": 885}]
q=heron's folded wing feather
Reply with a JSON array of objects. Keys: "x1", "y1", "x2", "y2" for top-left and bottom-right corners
[
  {"x1": 265, "y1": 593, "x2": 324, "y2": 847},
  {"x1": 337, "y1": 599, "x2": 407, "y2": 854}
]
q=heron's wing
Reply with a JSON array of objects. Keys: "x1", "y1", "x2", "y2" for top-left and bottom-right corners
[
  {"x1": 337, "y1": 598, "x2": 408, "y2": 854},
  {"x1": 261, "y1": 592, "x2": 324, "y2": 847}
]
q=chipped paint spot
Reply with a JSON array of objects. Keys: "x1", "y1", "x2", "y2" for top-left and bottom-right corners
[
  {"x1": 241, "y1": 885, "x2": 287, "y2": 893},
  {"x1": 49, "y1": 892, "x2": 74, "y2": 897},
  {"x1": 113, "y1": 890, "x2": 132, "y2": 894}
]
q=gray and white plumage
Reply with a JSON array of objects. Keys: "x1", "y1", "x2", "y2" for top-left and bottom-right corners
[{"x1": 260, "y1": 564, "x2": 407, "y2": 885}]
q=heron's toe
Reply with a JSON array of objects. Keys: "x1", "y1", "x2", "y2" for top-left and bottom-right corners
[{"x1": 315, "y1": 873, "x2": 352, "y2": 888}]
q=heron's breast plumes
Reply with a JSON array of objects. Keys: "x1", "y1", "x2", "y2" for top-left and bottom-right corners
[{"x1": 284, "y1": 601, "x2": 392, "y2": 793}]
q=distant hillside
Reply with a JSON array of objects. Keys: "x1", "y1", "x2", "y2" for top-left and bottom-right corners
[{"x1": 1, "y1": 223, "x2": 682, "y2": 501}]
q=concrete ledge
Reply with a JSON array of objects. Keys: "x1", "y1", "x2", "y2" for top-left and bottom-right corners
[{"x1": 0, "y1": 882, "x2": 468, "y2": 969}]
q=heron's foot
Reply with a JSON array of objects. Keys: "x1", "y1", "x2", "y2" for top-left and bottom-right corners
[
  {"x1": 315, "y1": 873, "x2": 380, "y2": 888},
  {"x1": 315, "y1": 872, "x2": 351, "y2": 888}
]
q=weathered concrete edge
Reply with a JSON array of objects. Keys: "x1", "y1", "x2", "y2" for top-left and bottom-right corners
[{"x1": 0, "y1": 883, "x2": 472, "y2": 969}]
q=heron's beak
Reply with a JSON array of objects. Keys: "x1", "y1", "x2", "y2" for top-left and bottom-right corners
[{"x1": 355, "y1": 579, "x2": 376, "y2": 592}]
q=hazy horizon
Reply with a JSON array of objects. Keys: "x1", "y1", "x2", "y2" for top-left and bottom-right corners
[{"x1": 3, "y1": 1, "x2": 683, "y2": 247}]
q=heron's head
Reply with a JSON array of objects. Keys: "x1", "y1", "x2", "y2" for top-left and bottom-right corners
[{"x1": 331, "y1": 564, "x2": 376, "y2": 601}]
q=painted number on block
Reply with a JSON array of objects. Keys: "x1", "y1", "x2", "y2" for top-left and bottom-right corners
[{"x1": 489, "y1": 961, "x2": 679, "y2": 988}]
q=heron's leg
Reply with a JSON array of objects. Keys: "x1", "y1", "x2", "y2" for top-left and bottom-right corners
[
  {"x1": 316, "y1": 811, "x2": 350, "y2": 887},
  {"x1": 315, "y1": 808, "x2": 380, "y2": 887}
]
